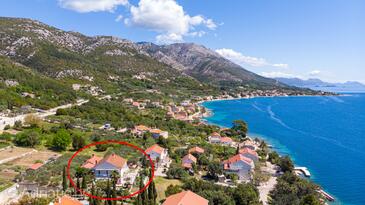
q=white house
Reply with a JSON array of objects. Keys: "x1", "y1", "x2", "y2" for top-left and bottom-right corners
[
  {"x1": 145, "y1": 144, "x2": 168, "y2": 167},
  {"x1": 239, "y1": 148, "x2": 259, "y2": 162},
  {"x1": 150, "y1": 129, "x2": 169, "y2": 139},
  {"x1": 91, "y1": 154, "x2": 129, "y2": 180},
  {"x1": 182, "y1": 154, "x2": 197, "y2": 169},
  {"x1": 222, "y1": 154, "x2": 255, "y2": 180},
  {"x1": 208, "y1": 132, "x2": 221, "y2": 144},
  {"x1": 208, "y1": 132, "x2": 233, "y2": 146}
]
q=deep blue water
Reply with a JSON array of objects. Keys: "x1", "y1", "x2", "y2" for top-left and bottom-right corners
[{"x1": 202, "y1": 94, "x2": 365, "y2": 205}]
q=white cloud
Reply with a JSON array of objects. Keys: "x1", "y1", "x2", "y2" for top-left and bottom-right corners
[
  {"x1": 260, "y1": 71, "x2": 300, "y2": 78},
  {"x1": 215, "y1": 48, "x2": 289, "y2": 68},
  {"x1": 58, "y1": 0, "x2": 129, "y2": 13},
  {"x1": 115, "y1": 14, "x2": 124, "y2": 22},
  {"x1": 308, "y1": 70, "x2": 321, "y2": 76},
  {"x1": 156, "y1": 33, "x2": 183, "y2": 44},
  {"x1": 125, "y1": 0, "x2": 217, "y2": 43}
]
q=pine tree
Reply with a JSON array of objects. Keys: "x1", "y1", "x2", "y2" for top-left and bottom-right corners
[{"x1": 62, "y1": 166, "x2": 68, "y2": 192}]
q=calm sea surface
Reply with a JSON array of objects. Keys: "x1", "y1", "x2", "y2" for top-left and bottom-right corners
[{"x1": 202, "y1": 94, "x2": 365, "y2": 205}]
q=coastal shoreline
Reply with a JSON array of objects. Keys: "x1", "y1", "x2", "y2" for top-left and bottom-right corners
[{"x1": 198, "y1": 94, "x2": 340, "y2": 204}]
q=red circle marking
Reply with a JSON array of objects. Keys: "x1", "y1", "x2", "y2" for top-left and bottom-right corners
[{"x1": 66, "y1": 140, "x2": 155, "y2": 200}]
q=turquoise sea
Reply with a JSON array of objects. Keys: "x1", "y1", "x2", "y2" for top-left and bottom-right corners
[{"x1": 202, "y1": 93, "x2": 365, "y2": 205}]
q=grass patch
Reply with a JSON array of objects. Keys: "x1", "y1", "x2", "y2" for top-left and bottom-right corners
[
  {"x1": 0, "y1": 141, "x2": 10, "y2": 149},
  {"x1": 154, "y1": 176, "x2": 182, "y2": 202},
  {"x1": 0, "y1": 179, "x2": 13, "y2": 192}
]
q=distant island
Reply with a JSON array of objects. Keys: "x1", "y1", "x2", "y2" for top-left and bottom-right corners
[{"x1": 275, "y1": 77, "x2": 365, "y2": 93}]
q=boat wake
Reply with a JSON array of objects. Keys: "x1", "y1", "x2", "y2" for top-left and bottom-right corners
[{"x1": 265, "y1": 105, "x2": 365, "y2": 155}]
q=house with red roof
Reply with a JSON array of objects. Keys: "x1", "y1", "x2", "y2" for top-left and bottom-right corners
[
  {"x1": 220, "y1": 137, "x2": 233, "y2": 146},
  {"x1": 162, "y1": 190, "x2": 208, "y2": 205},
  {"x1": 81, "y1": 154, "x2": 102, "y2": 169},
  {"x1": 208, "y1": 132, "x2": 233, "y2": 146},
  {"x1": 188, "y1": 146, "x2": 205, "y2": 155},
  {"x1": 182, "y1": 154, "x2": 197, "y2": 169},
  {"x1": 54, "y1": 195, "x2": 83, "y2": 205},
  {"x1": 27, "y1": 163, "x2": 43, "y2": 171},
  {"x1": 92, "y1": 154, "x2": 128, "y2": 180},
  {"x1": 222, "y1": 154, "x2": 255, "y2": 180},
  {"x1": 145, "y1": 144, "x2": 168, "y2": 167},
  {"x1": 208, "y1": 132, "x2": 221, "y2": 144},
  {"x1": 150, "y1": 128, "x2": 169, "y2": 139},
  {"x1": 239, "y1": 148, "x2": 259, "y2": 162}
]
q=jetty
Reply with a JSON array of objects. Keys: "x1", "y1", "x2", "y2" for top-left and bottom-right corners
[
  {"x1": 294, "y1": 167, "x2": 311, "y2": 177},
  {"x1": 318, "y1": 189, "x2": 335, "y2": 202}
]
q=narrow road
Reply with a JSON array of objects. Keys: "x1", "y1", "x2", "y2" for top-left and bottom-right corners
[{"x1": 0, "y1": 99, "x2": 89, "y2": 131}]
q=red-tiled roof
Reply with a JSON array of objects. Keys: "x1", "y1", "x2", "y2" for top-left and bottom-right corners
[
  {"x1": 54, "y1": 195, "x2": 83, "y2": 205},
  {"x1": 162, "y1": 190, "x2": 208, "y2": 205},
  {"x1": 99, "y1": 154, "x2": 127, "y2": 169},
  {"x1": 223, "y1": 154, "x2": 253, "y2": 170},
  {"x1": 239, "y1": 148, "x2": 258, "y2": 157},
  {"x1": 82, "y1": 155, "x2": 102, "y2": 169},
  {"x1": 210, "y1": 132, "x2": 221, "y2": 137},
  {"x1": 145, "y1": 144, "x2": 164, "y2": 155},
  {"x1": 28, "y1": 163, "x2": 43, "y2": 170},
  {"x1": 220, "y1": 137, "x2": 233, "y2": 143},
  {"x1": 150, "y1": 129, "x2": 162, "y2": 134},
  {"x1": 135, "y1": 125, "x2": 150, "y2": 131},
  {"x1": 182, "y1": 154, "x2": 197, "y2": 163},
  {"x1": 188, "y1": 146, "x2": 205, "y2": 154}
]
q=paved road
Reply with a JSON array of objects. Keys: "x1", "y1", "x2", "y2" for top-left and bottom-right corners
[{"x1": 0, "y1": 99, "x2": 88, "y2": 131}]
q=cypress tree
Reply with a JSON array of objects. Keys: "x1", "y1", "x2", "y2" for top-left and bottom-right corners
[
  {"x1": 112, "y1": 178, "x2": 117, "y2": 205},
  {"x1": 89, "y1": 183, "x2": 95, "y2": 205},
  {"x1": 76, "y1": 177, "x2": 81, "y2": 194},
  {"x1": 148, "y1": 181, "x2": 157, "y2": 205},
  {"x1": 82, "y1": 175, "x2": 87, "y2": 190},
  {"x1": 62, "y1": 166, "x2": 68, "y2": 192}
]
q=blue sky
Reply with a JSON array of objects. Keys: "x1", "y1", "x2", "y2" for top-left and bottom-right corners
[{"x1": 1, "y1": 0, "x2": 364, "y2": 83}]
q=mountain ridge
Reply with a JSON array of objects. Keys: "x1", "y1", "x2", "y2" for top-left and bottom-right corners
[{"x1": 275, "y1": 77, "x2": 365, "y2": 92}]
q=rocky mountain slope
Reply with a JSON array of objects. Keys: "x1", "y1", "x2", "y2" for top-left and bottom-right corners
[
  {"x1": 137, "y1": 42, "x2": 284, "y2": 87},
  {"x1": 275, "y1": 77, "x2": 365, "y2": 92},
  {"x1": 0, "y1": 17, "x2": 318, "y2": 111}
]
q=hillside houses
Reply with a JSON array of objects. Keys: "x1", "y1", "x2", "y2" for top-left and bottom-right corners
[
  {"x1": 162, "y1": 190, "x2": 209, "y2": 205},
  {"x1": 222, "y1": 154, "x2": 255, "y2": 181},
  {"x1": 145, "y1": 144, "x2": 169, "y2": 167},
  {"x1": 188, "y1": 146, "x2": 205, "y2": 155},
  {"x1": 182, "y1": 154, "x2": 197, "y2": 169},
  {"x1": 208, "y1": 132, "x2": 233, "y2": 146},
  {"x1": 82, "y1": 154, "x2": 129, "y2": 181},
  {"x1": 53, "y1": 195, "x2": 83, "y2": 205},
  {"x1": 132, "y1": 125, "x2": 169, "y2": 139}
]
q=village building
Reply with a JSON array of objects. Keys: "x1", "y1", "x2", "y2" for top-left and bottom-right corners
[
  {"x1": 208, "y1": 132, "x2": 221, "y2": 144},
  {"x1": 208, "y1": 132, "x2": 233, "y2": 146},
  {"x1": 27, "y1": 163, "x2": 43, "y2": 171},
  {"x1": 53, "y1": 195, "x2": 83, "y2": 205},
  {"x1": 240, "y1": 140, "x2": 258, "y2": 151},
  {"x1": 150, "y1": 129, "x2": 169, "y2": 139},
  {"x1": 133, "y1": 125, "x2": 150, "y2": 136},
  {"x1": 145, "y1": 144, "x2": 169, "y2": 167},
  {"x1": 220, "y1": 137, "x2": 233, "y2": 146},
  {"x1": 188, "y1": 146, "x2": 205, "y2": 155},
  {"x1": 83, "y1": 154, "x2": 129, "y2": 180},
  {"x1": 182, "y1": 154, "x2": 197, "y2": 169},
  {"x1": 222, "y1": 154, "x2": 255, "y2": 180},
  {"x1": 162, "y1": 190, "x2": 209, "y2": 205},
  {"x1": 81, "y1": 154, "x2": 102, "y2": 169},
  {"x1": 239, "y1": 148, "x2": 259, "y2": 162}
]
